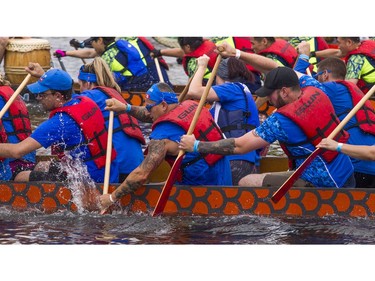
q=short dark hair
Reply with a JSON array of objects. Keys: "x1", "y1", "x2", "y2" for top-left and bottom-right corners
[
  {"x1": 54, "y1": 87, "x2": 73, "y2": 101},
  {"x1": 253, "y1": 37, "x2": 276, "y2": 44},
  {"x1": 90, "y1": 37, "x2": 116, "y2": 47},
  {"x1": 317, "y1": 57, "x2": 347, "y2": 80},
  {"x1": 156, "y1": 82, "x2": 174, "y2": 93},
  {"x1": 342, "y1": 37, "x2": 361, "y2": 43},
  {"x1": 177, "y1": 37, "x2": 203, "y2": 50}
]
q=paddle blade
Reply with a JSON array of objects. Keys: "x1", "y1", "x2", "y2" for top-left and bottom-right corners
[
  {"x1": 152, "y1": 154, "x2": 184, "y2": 216},
  {"x1": 271, "y1": 148, "x2": 322, "y2": 203}
]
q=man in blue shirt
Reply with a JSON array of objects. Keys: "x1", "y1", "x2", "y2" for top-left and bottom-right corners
[
  {"x1": 100, "y1": 82, "x2": 232, "y2": 208},
  {"x1": 0, "y1": 66, "x2": 119, "y2": 183},
  {"x1": 179, "y1": 65, "x2": 355, "y2": 189},
  {"x1": 294, "y1": 41, "x2": 375, "y2": 187}
]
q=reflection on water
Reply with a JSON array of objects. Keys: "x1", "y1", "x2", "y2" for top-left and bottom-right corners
[{"x1": 1, "y1": 209, "x2": 375, "y2": 244}]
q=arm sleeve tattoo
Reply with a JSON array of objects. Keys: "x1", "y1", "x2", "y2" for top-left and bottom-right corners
[{"x1": 198, "y1": 138, "x2": 236, "y2": 155}]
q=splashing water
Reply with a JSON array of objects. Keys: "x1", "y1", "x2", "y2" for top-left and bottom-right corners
[{"x1": 59, "y1": 154, "x2": 101, "y2": 213}]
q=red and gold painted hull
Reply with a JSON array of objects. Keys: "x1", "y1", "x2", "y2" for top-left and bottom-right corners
[{"x1": 1, "y1": 181, "x2": 374, "y2": 218}]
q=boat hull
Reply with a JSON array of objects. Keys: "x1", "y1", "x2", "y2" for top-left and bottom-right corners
[{"x1": 1, "y1": 181, "x2": 374, "y2": 218}]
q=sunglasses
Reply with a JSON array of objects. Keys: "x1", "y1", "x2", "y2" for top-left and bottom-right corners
[
  {"x1": 313, "y1": 69, "x2": 331, "y2": 79},
  {"x1": 35, "y1": 90, "x2": 56, "y2": 99},
  {"x1": 146, "y1": 101, "x2": 161, "y2": 112}
]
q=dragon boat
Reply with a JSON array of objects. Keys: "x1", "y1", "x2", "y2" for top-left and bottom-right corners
[{"x1": 1, "y1": 156, "x2": 374, "y2": 218}]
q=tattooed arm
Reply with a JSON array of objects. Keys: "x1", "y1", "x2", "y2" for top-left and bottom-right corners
[
  {"x1": 99, "y1": 138, "x2": 179, "y2": 209},
  {"x1": 105, "y1": 98, "x2": 153, "y2": 123},
  {"x1": 179, "y1": 130, "x2": 270, "y2": 155}
]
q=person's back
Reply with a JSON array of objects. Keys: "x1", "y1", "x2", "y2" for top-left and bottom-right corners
[
  {"x1": 121, "y1": 37, "x2": 173, "y2": 87},
  {"x1": 78, "y1": 57, "x2": 145, "y2": 182},
  {"x1": 0, "y1": 118, "x2": 12, "y2": 180},
  {"x1": 187, "y1": 55, "x2": 260, "y2": 185},
  {"x1": 97, "y1": 37, "x2": 153, "y2": 91},
  {"x1": 0, "y1": 74, "x2": 36, "y2": 179}
]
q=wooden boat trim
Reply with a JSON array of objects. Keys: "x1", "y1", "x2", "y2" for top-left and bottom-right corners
[{"x1": 1, "y1": 181, "x2": 374, "y2": 218}]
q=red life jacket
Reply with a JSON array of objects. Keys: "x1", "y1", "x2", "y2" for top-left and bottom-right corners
[
  {"x1": 277, "y1": 86, "x2": 349, "y2": 164},
  {"x1": 233, "y1": 37, "x2": 260, "y2": 74},
  {"x1": 49, "y1": 96, "x2": 116, "y2": 169},
  {"x1": 182, "y1": 40, "x2": 218, "y2": 76},
  {"x1": 152, "y1": 100, "x2": 224, "y2": 165},
  {"x1": 336, "y1": 80, "x2": 375, "y2": 135},
  {"x1": 315, "y1": 37, "x2": 329, "y2": 52},
  {"x1": 0, "y1": 86, "x2": 32, "y2": 141},
  {"x1": 137, "y1": 37, "x2": 169, "y2": 70},
  {"x1": 258, "y1": 39, "x2": 297, "y2": 68},
  {"x1": 344, "y1": 40, "x2": 375, "y2": 62},
  {"x1": 0, "y1": 120, "x2": 7, "y2": 161},
  {"x1": 211, "y1": 37, "x2": 259, "y2": 74},
  {"x1": 344, "y1": 40, "x2": 375, "y2": 93},
  {"x1": 95, "y1": 86, "x2": 145, "y2": 144}
]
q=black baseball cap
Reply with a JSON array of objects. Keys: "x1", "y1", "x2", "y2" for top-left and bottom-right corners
[{"x1": 255, "y1": 67, "x2": 299, "y2": 97}]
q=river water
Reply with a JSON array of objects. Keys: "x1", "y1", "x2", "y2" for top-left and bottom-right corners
[{"x1": 0, "y1": 37, "x2": 374, "y2": 281}]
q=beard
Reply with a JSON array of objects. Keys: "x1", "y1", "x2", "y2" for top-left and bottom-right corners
[{"x1": 270, "y1": 94, "x2": 287, "y2": 108}]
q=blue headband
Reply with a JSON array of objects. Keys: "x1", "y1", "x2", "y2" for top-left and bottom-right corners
[
  {"x1": 78, "y1": 65, "x2": 97, "y2": 83},
  {"x1": 146, "y1": 84, "x2": 178, "y2": 104}
]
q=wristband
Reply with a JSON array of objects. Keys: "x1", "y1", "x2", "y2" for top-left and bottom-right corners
[
  {"x1": 310, "y1": 51, "x2": 316, "y2": 57},
  {"x1": 336, "y1": 143, "x2": 343, "y2": 153},
  {"x1": 109, "y1": 194, "x2": 116, "y2": 203},
  {"x1": 235, "y1": 49, "x2": 241, "y2": 59},
  {"x1": 193, "y1": 140, "x2": 200, "y2": 153},
  {"x1": 299, "y1": 54, "x2": 309, "y2": 61},
  {"x1": 125, "y1": 103, "x2": 131, "y2": 112}
]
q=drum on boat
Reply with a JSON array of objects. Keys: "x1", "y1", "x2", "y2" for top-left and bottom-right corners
[{"x1": 4, "y1": 38, "x2": 52, "y2": 84}]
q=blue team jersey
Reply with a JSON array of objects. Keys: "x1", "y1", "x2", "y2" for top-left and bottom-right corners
[
  {"x1": 255, "y1": 113, "x2": 354, "y2": 187},
  {"x1": 299, "y1": 75, "x2": 375, "y2": 176},
  {"x1": 150, "y1": 122, "x2": 232, "y2": 185},
  {"x1": 211, "y1": 82, "x2": 261, "y2": 165},
  {"x1": 31, "y1": 98, "x2": 119, "y2": 183},
  {"x1": 0, "y1": 98, "x2": 36, "y2": 164},
  {"x1": 0, "y1": 157, "x2": 11, "y2": 180},
  {"x1": 79, "y1": 89, "x2": 144, "y2": 175}
]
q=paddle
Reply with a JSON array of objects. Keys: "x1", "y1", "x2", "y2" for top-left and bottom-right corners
[
  {"x1": 73, "y1": 44, "x2": 87, "y2": 64},
  {"x1": 57, "y1": 56, "x2": 67, "y2": 72},
  {"x1": 0, "y1": 73, "x2": 31, "y2": 119},
  {"x1": 99, "y1": 110, "x2": 114, "y2": 214},
  {"x1": 271, "y1": 84, "x2": 375, "y2": 203},
  {"x1": 152, "y1": 54, "x2": 222, "y2": 216},
  {"x1": 178, "y1": 71, "x2": 196, "y2": 103},
  {"x1": 154, "y1": 57, "x2": 165, "y2": 83},
  {"x1": 102, "y1": 110, "x2": 114, "y2": 195}
]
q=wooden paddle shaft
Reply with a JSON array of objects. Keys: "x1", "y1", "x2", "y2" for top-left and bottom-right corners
[
  {"x1": 103, "y1": 110, "x2": 114, "y2": 195},
  {"x1": 0, "y1": 73, "x2": 31, "y2": 119},
  {"x1": 272, "y1": 83, "x2": 375, "y2": 203},
  {"x1": 327, "y1": 84, "x2": 375, "y2": 139},
  {"x1": 176, "y1": 55, "x2": 222, "y2": 158},
  {"x1": 154, "y1": 58, "x2": 164, "y2": 83},
  {"x1": 178, "y1": 71, "x2": 196, "y2": 103},
  {"x1": 152, "y1": 54, "x2": 222, "y2": 216}
]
